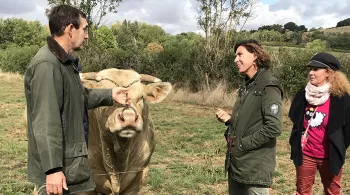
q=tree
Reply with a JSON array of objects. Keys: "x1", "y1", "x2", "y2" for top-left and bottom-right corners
[
  {"x1": 138, "y1": 23, "x2": 167, "y2": 47},
  {"x1": 309, "y1": 30, "x2": 326, "y2": 41},
  {"x1": 336, "y1": 18, "x2": 350, "y2": 27},
  {"x1": 284, "y1": 30, "x2": 302, "y2": 44},
  {"x1": 112, "y1": 20, "x2": 140, "y2": 68},
  {"x1": 258, "y1": 24, "x2": 283, "y2": 33},
  {"x1": 271, "y1": 24, "x2": 284, "y2": 33},
  {"x1": 298, "y1": 25, "x2": 307, "y2": 32},
  {"x1": 0, "y1": 18, "x2": 48, "y2": 49},
  {"x1": 196, "y1": 0, "x2": 258, "y2": 89},
  {"x1": 258, "y1": 25, "x2": 272, "y2": 31},
  {"x1": 114, "y1": 20, "x2": 137, "y2": 51},
  {"x1": 284, "y1": 22, "x2": 299, "y2": 32},
  {"x1": 302, "y1": 32, "x2": 310, "y2": 43},
  {"x1": 95, "y1": 25, "x2": 117, "y2": 49},
  {"x1": 309, "y1": 27, "x2": 317, "y2": 32},
  {"x1": 157, "y1": 32, "x2": 206, "y2": 90},
  {"x1": 46, "y1": 0, "x2": 122, "y2": 26},
  {"x1": 197, "y1": 0, "x2": 258, "y2": 45},
  {"x1": 144, "y1": 42, "x2": 164, "y2": 54}
]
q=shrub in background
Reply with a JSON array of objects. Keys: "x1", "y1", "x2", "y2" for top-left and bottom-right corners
[
  {"x1": 0, "y1": 45, "x2": 39, "y2": 74},
  {"x1": 272, "y1": 47, "x2": 314, "y2": 98}
]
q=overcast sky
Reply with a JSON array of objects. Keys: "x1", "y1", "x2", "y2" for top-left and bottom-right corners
[{"x1": 0, "y1": 0, "x2": 349, "y2": 34}]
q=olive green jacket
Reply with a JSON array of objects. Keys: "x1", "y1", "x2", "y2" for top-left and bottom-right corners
[
  {"x1": 24, "y1": 37, "x2": 114, "y2": 193},
  {"x1": 225, "y1": 68, "x2": 283, "y2": 186}
]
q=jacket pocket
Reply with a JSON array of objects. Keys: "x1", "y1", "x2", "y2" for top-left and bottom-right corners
[
  {"x1": 63, "y1": 142, "x2": 91, "y2": 185},
  {"x1": 232, "y1": 139, "x2": 249, "y2": 158}
]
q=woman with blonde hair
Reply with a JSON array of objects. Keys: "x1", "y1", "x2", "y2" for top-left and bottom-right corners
[{"x1": 289, "y1": 52, "x2": 350, "y2": 195}]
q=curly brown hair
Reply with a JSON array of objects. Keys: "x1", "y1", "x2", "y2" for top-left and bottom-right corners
[
  {"x1": 328, "y1": 69, "x2": 350, "y2": 97},
  {"x1": 234, "y1": 39, "x2": 271, "y2": 69}
]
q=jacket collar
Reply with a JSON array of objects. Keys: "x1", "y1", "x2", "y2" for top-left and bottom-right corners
[
  {"x1": 47, "y1": 36, "x2": 82, "y2": 71},
  {"x1": 47, "y1": 36, "x2": 70, "y2": 63},
  {"x1": 244, "y1": 68, "x2": 265, "y2": 88}
]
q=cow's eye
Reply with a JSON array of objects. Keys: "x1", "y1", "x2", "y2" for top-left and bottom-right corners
[{"x1": 134, "y1": 96, "x2": 144, "y2": 104}]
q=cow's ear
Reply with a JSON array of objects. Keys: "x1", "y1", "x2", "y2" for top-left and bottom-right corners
[{"x1": 144, "y1": 82, "x2": 172, "y2": 103}]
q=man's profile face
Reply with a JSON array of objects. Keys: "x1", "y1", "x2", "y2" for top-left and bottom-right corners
[{"x1": 71, "y1": 16, "x2": 89, "y2": 51}]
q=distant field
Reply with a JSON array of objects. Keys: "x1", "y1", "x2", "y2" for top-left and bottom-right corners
[
  {"x1": 0, "y1": 72, "x2": 349, "y2": 195},
  {"x1": 265, "y1": 45, "x2": 350, "y2": 56},
  {"x1": 322, "y1": 26, "x2": 350, "y2": 34},
  {"x1": 265, "y1": 45, "x2": 302, "y2": 52}
]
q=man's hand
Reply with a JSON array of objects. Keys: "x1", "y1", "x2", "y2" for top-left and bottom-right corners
[
  {"x1": 112, "y1": 87, "x2": 129, "y2": 105},
  {"x1": 46, "y1": 171, "x2": 68, "y2": 195},
  {"x1": 216, "y1": 108, "x2": 231, "y2": 123}
]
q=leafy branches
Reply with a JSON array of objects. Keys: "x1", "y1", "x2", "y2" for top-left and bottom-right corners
[
  {"x1": 196, "y1": 0, "x2": 258, "y2": 89},
  {"x1": 46, "y1": 0, "x2": 122, "y2": 26}
]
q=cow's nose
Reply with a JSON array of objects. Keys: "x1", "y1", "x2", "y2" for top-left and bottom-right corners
[{"x1": 117, "y1": 106, "x2": 138, "y2": 127}]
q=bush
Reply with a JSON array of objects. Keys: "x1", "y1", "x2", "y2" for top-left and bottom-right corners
[
  {"x1": 0, "y1": 45, "x2": 39, "y2": 74},
  {"x1": 268, "y1": 47, "x2": 350, "y2": 98},
  {"x1": 328, "y1": 35, "x2": 350, "y2": 50},
  {"x1": 263, "y1": 42, "x2": 303, "y2": 48},
  {"x1": 272, "y1": 47, "x2": 315, "y2": 98},
  {"x1": 332, "y1": 52, "x2": 350, "y2": 76},
  {"x1": 305, "y1": 39, "x2": 328, "y2": 51}
]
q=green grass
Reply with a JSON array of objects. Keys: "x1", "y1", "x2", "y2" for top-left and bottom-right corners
[
  {"x1": 0, "y1": 74, "x2": 33, "y2": 194},
  {"x1": 0, "y1": 73, "x2": 349, "y2": 195}
]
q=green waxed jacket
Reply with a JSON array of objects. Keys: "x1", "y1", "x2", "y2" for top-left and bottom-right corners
[
  {"x1": 225, "y1": 68, "x2": 283, "y2": 186},
  {"x1": 24, "y1": 37, "x2": 114, "y2": 193}
]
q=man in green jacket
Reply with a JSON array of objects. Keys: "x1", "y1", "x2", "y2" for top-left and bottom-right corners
[
  {"x1": 216, "y1": 40, "x2": 283, "y2": 195},
  {"x1": 24, "y1": 5, "x2": 128, "y2": 195}
]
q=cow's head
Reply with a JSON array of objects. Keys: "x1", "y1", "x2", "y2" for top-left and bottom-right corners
[{"x1": 81, "y1": 68, "x2": 172, "y2": 138}]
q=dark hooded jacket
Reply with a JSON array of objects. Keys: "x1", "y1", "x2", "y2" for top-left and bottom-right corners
[{"x1": 225, "y1": 68, "x2": 283, "y2": 186}]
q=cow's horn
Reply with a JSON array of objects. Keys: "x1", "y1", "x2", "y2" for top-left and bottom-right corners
[
  {"x1": 140, "y1": 74, "x2": 162, "y2": 82},
  {"x1": 82, "y1": 72, "x2": 98, "y2": 80}
]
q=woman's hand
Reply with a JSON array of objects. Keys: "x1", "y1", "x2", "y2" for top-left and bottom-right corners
[{"x1": 216, "y1": 108, "x2": 231, "y2": 123}]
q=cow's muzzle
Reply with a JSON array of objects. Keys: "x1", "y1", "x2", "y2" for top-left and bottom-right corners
[
  {"x1": 120, "y1": 106, "x2": 138, "y2": 122},
  {"x1": 107, "y1": 105, "x2": 143, "y2": 137}
]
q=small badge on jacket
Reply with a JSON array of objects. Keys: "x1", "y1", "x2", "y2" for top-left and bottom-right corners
[{"x1": 270, "y1": 104, "x2": 279, "y2": 115}]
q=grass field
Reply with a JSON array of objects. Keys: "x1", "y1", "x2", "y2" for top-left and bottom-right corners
[
  {"x1": 322, "y1": 26, "x2": 350, "y2": 34},
  {"x1": 0, "y1": 72, "x2": 349, "y2": 195}
]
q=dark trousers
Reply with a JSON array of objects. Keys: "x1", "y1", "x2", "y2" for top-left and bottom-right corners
[{"x1": 228, "y1": 172, "x2": 269, "y2": 195}]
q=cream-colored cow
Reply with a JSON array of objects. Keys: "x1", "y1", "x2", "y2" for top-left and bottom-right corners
[{"x1": 79, "y1": 68, "x2": 172, "y2": 195}]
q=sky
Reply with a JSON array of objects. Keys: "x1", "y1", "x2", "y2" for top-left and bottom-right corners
[{"x1": 0, "y1": 0, "x2": 349, "y2": 34}]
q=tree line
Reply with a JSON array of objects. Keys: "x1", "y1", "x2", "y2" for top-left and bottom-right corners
[{"x1": 1, "y1": 0, "x2": 350, "y2": 98}]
